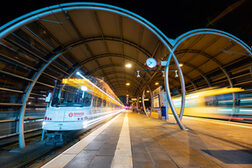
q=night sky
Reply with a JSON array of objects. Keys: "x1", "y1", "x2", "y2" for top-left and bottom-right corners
[{"x1": 1, "y1": 0, "x2": 251, "y2": 45}]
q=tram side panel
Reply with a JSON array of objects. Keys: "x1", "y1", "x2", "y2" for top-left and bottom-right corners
[{"x1": 170, "y1": 88, "x2": 252, "y2": 123}]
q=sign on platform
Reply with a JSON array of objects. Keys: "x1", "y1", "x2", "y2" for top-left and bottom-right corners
[{"x1": 160, "y1": 61, "x2": 167, "y2": 66}]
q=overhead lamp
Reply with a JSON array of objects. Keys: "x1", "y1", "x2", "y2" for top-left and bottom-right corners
[
  {"x1": 175, "y1": 70, "x2": 178, "y2": 78},
  {"x1": 125, "y1": 63, "x2": 132, "y2": 68},
  {"x1": 155, "y1": 82, "x2": 159, "y2": 85},
  {"x1": 76, "y1": 71, "x2": 81, "y2": 76},
  {"x1": 137, "y1": 71, "x2": 140, "y2": 78},
  {"x1": 81, "y1": 85, "x2": 88, "y2": 91},
  {"x1": 126, "y1": 94, "x2": 129, "y2": 97},
  {"x1": 146, "y1": 90, "x2": 150, "y2": 93},
  {"x1": 76, "y1": 71, "x2": 85, "y2": 78},
  {"x1": 126, "y1": 82, "x2": 130, "y2": 86},
  {"x1": 179, "y1": 63, "x2": 183, "y2": 67}
]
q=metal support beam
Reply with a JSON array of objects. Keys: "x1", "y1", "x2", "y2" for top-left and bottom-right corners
[
  {"x1": 142, "y1": 89, "x2": 148, "y2": 117},
  {"x1": 165, "y1": 53, "x2": 185, "y2": 130},
  {"x1": 18, "y1": 51, "x2": 64, "y2": 148},
  {"x1": 148, "y1": 85, "x2": 153, "y2": 117},
  {"x1": 78, "y1": 53, "x2": 148, "y2": 71},
  {"x1": 169, "y1": 28, "x2": 252, "y2": 126}
]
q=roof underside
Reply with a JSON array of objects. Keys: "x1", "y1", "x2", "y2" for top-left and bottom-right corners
[{"x1": 0, "y1": 8, "x2": 251, "y2": 100}]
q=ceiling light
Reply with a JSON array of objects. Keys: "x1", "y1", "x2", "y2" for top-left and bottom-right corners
[
  {"x1": 137, "y1": 71, "x2": 140, "y2": 78},
  {"x1": 126, "y1": 82, "x2": 130, "y2": 86},
  {"x1": 125, "y1": 63, "x2": 132, "y2": 68},
  {"x1": 155, "y1": 82, "x2": 159, "y2": 85},
  {"x1": 146, "y1": 90, "x2": 150, "y2": 93},
  {"x1": 81, "y1": 86, "x2": 88, "y2": 91},
  {"x1": 175, "y1": 70, "x2": 178, "y2": 78},
  {"x1": 76, "y1": 71, "x2": 85, "y2": 78},
  {"x1": 162, "y1": 70, "x2": 165, "y2": 77},
  {"x1": 179, "y1": 63, "x2": 183, "y2": 67}
]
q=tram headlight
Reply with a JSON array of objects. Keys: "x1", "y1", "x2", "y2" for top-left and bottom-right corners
[
  {"x1": 83, "y1": 121, "x2": 88, "y2": 128},
  {"x1": 42, "y1": 121, "x2": 46, "y2": 128}
]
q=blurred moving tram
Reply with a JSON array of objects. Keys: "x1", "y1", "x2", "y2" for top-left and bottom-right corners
[
  {"x1": 42, "y1": 73, "x2": 124, "y2": 144},
  {"x1": 171, "y1": 87, "x2": 252, "y2": 123}
]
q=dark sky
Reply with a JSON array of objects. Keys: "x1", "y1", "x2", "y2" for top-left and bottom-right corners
[{"x1": 1, "y1": 0, "x2": 251, "y2": 44}]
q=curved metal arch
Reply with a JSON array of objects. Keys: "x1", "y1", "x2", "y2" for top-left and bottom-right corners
[
  {"x1": 147, "y1": 85, "x2": 153, "y2": 117},
  {"x1": 88, "y1": 63, "x2": 126, "y2": 75},
  {"x1": 102, "y1": 71, "x2": 140, "y2": 77},
  {"x1": 172, "y1": 72, "x2": 197, "y2": 90},
  {"x1": 0, "y1": 3, "x2": 174, "y2": 47},
  {"x1": 135, "y1": 71, "x2": 181, "y2": 98},
  {"x1": 151, "y1": 70, "x2": 197, "y2": 89},
  {"x1": 106, "y1": 76, "x2": 141, "y2": 85},
  {"x1": 89, "y1": 64, "x2": 152, "y2": 79},
  {"x1": 165, "y1": 57, "x2": 186, "y2": 130},
  {"x1": 174, "y1": 29, "x2": 252, "y2": 53},
  {"x1": 151, "y1": 73, "x2": 180, "y2": 85},
  {"x1": 65, "y1": 36, "x2": 152, "y2": 57},
  {"x1": 1, "y1": 2, "x2": 179, "y2": 147},
  {"x1": 78, "y1": 53, "x2": 147, "y2": 70},
  {"x1": 18, "y1": 52, "x2": 64, "y2": 148},
  {"x1": 111, "y1": 84, "x2": 136, "y2": 89},
  {"x1": 175, "y1": 47, "x2": 233, "y2": 87},
  {"x1": 165, "y1": 28, "x2": 252, "y2": 124},
  {"x1": 109, "y1": 79, "x2": 140, "y2": 89},
  {"x1": 95, "y1": 70, "x2": 143, "y2": 79},
  {"x1": 106, "y1": 76, "x2": 141, "y2": 86},
  {"x1": 169, "y1": 61, "x2": 211, "y2": 87},
  {"x1": 175, "y1": 49, "x2": 224, "y2": 65},
  {"x1": 97, "y1": 71, "x2": 146, "y2": 94},
  {"x1": 174, "y1": 30, "x2": 252, "y2": 88},
  {"x1": 142, "y1": 89, "x2": 148, "y2": 117},
  {"x1": 180, "y1": 62, "x2": 211, "y2": 87},
  {"x1": 109, "y1": 84, "x2": 139, "y2": 93}
]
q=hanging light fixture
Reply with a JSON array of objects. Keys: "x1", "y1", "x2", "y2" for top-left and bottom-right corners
[
  {"x1": 175, "y1": 70, "x2": 178, "y2": 78},
  {"x1": 137, "y1": 70, "x2": 140, "y2": 78}
]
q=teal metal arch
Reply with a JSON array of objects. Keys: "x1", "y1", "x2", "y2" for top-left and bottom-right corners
[
  {"x1": 165, "y1": 28, "x2": 252, "y2": 122},
  {"x1": 0, "y1": 2, "x2": 185, "y2": 148}
]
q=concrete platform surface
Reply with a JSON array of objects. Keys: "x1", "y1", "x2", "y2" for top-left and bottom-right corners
[{"x1": 42, "y1": 111, "x2": 252, "y2": 168}]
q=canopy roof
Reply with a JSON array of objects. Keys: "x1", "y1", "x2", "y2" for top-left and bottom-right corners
[{"x1": 0, "y1": 3, "x2": 251, "y2": 99}]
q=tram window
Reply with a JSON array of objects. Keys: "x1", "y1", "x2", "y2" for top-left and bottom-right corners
[
  {"x1": 93, "y1": 97, "x2": 97, "y2": 107},
  {"x1": 103, "y1": 100, "x2": 106, "y2": 107},
  {"x1": 52, "y1": 85, "x2": 92, "y2": 107},
  {"x1": 216, "y1": 94, "x2": 233, "y2": 107},
  {"x1": 205, "y1": 96, "x2": 218, "y2": 106},
  {"x1": 97, "y1": 98, "x2": 102, "y2": 107},
  {"x1": 205, "y1": 94, "x2": 234, "y2": 107},
  {"x1": 83, "y1": 92, "x2": 92, "y2": 106}
]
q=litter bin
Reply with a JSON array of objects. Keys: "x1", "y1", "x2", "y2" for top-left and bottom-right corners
[{"x1": 161, "y1": 106, "x2": 167, "y2": 120}]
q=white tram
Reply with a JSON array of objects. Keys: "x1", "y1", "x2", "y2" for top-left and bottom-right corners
[{"x1": 42, "y1": 74, "x2": 124, "y2": 143}]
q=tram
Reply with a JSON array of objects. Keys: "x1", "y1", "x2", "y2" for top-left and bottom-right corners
[
  {"x1": 42, "y1": 74, "x2": 124, "y2": 144},
  {"x1": 171, "y1": 87, "x2": 252, "y2": 122}
]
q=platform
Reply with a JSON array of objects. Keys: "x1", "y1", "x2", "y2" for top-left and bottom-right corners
[{"x1": 42, "y1": 111, "x2": 252, "y2": 168}]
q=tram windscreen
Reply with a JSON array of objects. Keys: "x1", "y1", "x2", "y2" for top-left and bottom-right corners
[{"x1": 51, "y1": 85, "x2": 92, "y2": 107}]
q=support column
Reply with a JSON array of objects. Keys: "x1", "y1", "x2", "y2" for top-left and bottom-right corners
[
  {"x1": 148, "y1": 85, "x2": 153, "y2": 117},
  {"x1": 18, "y1": 52, "x2": 64, "y2": 148},
  {"x1": 165, "y1": 52, "x2": 185, "y2": 130},
  {"x1": 142, "y1": 90, "x2": 148, "y2": 117}
]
